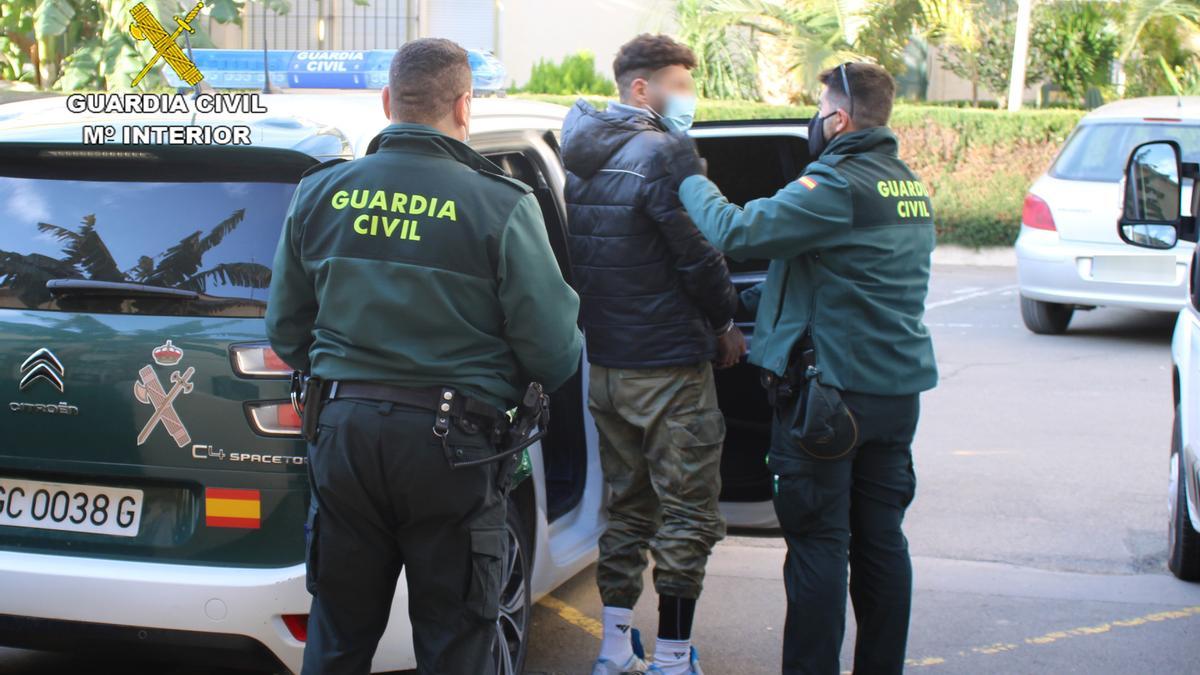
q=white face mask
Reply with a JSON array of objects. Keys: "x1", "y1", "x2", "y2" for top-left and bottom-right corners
[
  {"x1": 657, "y1": 93, "x2": 697, "y2": 132},
  {"x1": 647, "y1": 86, "x2": 698, "y2": 133}
]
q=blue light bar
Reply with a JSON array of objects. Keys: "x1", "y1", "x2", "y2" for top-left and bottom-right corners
[{"x1": 167, "y1": 48, "x2": 507, "y2": 92}]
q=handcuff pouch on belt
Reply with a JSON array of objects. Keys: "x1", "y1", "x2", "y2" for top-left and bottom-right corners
[
  {"x1": 292, "y1": 371, "x2": 326, "y2": 443},
  {"x1": 762, "y1": 347, "x2": 859, "y2": 461}
]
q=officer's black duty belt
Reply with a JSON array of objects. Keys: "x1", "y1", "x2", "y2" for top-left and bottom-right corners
[{"x1": 325, "y1": 381, "x2": 504, "y2": 425}]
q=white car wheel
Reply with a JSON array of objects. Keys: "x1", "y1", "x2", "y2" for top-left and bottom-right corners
[
  {"x1": 1168, "y1": 406, "x2": 1200, "y2": 581},
  {"x1": 1020, "y1": 295, "x2": 1074, "y2": 335},
  {"x1": 493, "y1": 502, "x2": 531, "y2": 674}
]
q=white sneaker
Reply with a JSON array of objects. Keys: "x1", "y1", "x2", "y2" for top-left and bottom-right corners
[
  {"x1": 647, "y1": 646, "x2": 704, "y2": 675},
  {"x1": 592, "y1": 653, "x2": 650, "y2": 675},
  {"x1": 593, "y1": 627, "x2": 649, "y2": 674}
]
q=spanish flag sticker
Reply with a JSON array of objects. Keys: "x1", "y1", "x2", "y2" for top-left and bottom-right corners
[
  {"x1": 205, "y1": 488, "x2": 262, "y2": 529},
  {"x1": 798, "y1": 176, "x2": 818, "y2": 190}
]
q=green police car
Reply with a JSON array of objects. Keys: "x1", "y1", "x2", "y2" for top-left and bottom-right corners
[{"x1": 0, "y1": 87, "x2": 808, "y2": 673}]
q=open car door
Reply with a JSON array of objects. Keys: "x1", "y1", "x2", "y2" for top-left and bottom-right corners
[{"x1": 688, "y1": 119, "x2": 812, "y2": 530}]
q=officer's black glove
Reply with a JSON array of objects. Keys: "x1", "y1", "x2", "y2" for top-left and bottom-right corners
[{"x1": 660, "y1": 132, "x2": 707, "y2": 191}]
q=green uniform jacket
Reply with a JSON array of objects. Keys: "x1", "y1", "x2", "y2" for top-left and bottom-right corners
[
  {"x1": 679, "y1": 127, "x2": 937, "y2": 396},
  {"x1": 266, "y1": 123, "x2": 583, "y2": 410}
]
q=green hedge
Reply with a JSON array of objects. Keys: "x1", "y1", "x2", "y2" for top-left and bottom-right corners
[{"x1": 519, "y1": 94, "x2": 1086, "y2": 248}]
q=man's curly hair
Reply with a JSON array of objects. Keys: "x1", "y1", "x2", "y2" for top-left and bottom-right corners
[{"x1": 612, "y1": 34, "x2": 697, "y2": 98}]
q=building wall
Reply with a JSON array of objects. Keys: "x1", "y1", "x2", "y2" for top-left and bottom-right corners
[
  {"x1": 493, "y1": 0, "x2": 676, "y2": 87},
  {"x1": 924, "y1": 43, "x2": 1043, "y2": 105}
]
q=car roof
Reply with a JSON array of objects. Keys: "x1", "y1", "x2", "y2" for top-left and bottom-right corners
[
  {"x1": 1082, "y1": 96, "x2": 1200, "y2": 123},
  {"x1": 0, "y1": 92, "x2": 569, "y2": 158}
]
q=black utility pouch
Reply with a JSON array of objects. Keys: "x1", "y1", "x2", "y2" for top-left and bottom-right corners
[
  {"x1": 793, "y1": 371, "x2": 858, "y2": 460},
  {"x1": 772, "y1": 348, "x2": 859, "y2": 462}
]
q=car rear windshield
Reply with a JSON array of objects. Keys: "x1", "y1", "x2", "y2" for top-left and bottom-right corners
[
  {"x1": 0, "y1": 177, "x2": 295, "y2": 317},
  {"x1": 1050, "y1": 122, "x2": 1200, "y2": 182}
]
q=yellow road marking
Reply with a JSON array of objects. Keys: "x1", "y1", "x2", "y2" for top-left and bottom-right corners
[
  {"x1": 537, "y1": 594, "x2": 604, "y2": 640},
  {"x1": 905, "y1": 605, "x2": 1200, "y2": 667},
  {"x1": 537, "y1": 594, "x2": 1200, "y2": 669}
]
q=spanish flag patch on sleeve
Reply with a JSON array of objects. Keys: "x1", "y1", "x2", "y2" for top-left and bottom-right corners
[
  {"x1": 798, "y1": 176, "x2": 818, "y2": 190},
  {"x1": 205, "y1": 488, "x2": 262, "y2": 529}
]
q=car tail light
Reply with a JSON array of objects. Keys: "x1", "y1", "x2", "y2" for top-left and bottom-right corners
[
  {"x1": 230, "y1": 343, "x2": 292, "y2": 378},
  {"x1": 282, "y1": 614, "x2": 308, "y2": 642},
  {"x1": 1022, "y1": 193, "x2": 1056, "y2": 231},
  {"x1": 246, "y1": 401, "x2": 303, "y2": 437}
]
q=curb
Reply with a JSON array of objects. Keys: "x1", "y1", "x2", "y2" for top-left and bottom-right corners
[{"x1": 932, "y1": 245, "x2": 1017, "y2": 267}]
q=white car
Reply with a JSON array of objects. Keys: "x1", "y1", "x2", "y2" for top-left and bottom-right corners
[
  {"x1": 1117, "y1": 138, "x2": 1200, "y2": 580},
  {"x1": 0, "y1": 86, "x2": 807, "y2": 672},
  {"x1": 1016, "y1": 96, "x2": 1200, "y2": 334}
]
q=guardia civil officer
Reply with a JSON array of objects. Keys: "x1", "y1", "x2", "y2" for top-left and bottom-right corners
[
  {"x1": 661, "y1": 62, "x2": 938, "y2": 674},
  {"x1": 265, "y1": 38, "x2": 582, "y2": 675}
]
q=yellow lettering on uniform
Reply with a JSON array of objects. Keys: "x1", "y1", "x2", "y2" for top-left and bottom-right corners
[
  {"x1": 383, "y1": 217, "x2": 401, "y2": 237},
  {"x1": 410, "y1": 195, "x2": 428, "y2": 216},
  {"x1": 899, "y1": 182, "x2": 910, "y2": 197},
  {"x1": 331, "y1": 190, "x2": 349, "y2": 209},
  {"x1": 368, "y1": 190, "x2": 388, "y2": 210},
  {"x1": 353, "y1": 213, "x2": 370, "y2": 234},
  {"x1": 428, "y1": 197, "x2": 439, "y2": 218},
  {"x1": 437, "y1": 200, "x2": 457, "y2": 221},
  {"x1": 370, "y1": 214, "x2": 379, "y2": 236},
  {"x1": 877, "y1": 181, "x2": 889, "y2": 197},
  {"x1": 898, "y1": 201, "x2": 910, "y2": 218},
  {"x1": 350, "y1": 190, "x2": 368, "y2": 209},
  {"x1": 920, "y1": 200, "x2": 930, "y2": 217},
  {"x1": 409, "y1": 220, "x2": 421, "y2": 241},
  {"x1": 888, "y1": 180, "x2": 899, "y2": 197},
  {"x1": 392, "y1": 193, "x2": 408, "y2": 213}
]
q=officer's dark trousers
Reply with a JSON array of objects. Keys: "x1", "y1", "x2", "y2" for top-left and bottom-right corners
[
  {"x1": 301, "y1": 399, "x2": 507, "y2": 675},
  {"x1": 771, "y1": 391, "x2": 919, "y2": 675}
]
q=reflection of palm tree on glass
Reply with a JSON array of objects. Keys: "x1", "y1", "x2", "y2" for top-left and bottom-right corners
[{"x1": 0, "y1": 209, "x2": 271, "y2": 309}]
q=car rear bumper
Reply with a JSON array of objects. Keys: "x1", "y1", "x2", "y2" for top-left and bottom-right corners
[
  {"x1": 1016, "y1": 226, "x2": 1190, "y2": 311},
  {"x1": 0, "y1": 613, "x2": 287, "y2": 672},
  {"x1": 0, "y1": 550, "x2": 416, "y2": 673}
]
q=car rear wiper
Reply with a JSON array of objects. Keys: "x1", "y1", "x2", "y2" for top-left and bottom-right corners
[{"x1": 46, "y1": 279, "x2": 199, "y2": 301}]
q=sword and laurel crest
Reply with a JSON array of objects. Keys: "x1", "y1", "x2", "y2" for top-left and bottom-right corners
[{"x1": 128, "y1": 1, "x2": 206, "y2": 87}]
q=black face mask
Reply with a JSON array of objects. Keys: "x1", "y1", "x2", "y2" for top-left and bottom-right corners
[{"x1": 807, "y1": 111, "x2": 837, "y2": 158}]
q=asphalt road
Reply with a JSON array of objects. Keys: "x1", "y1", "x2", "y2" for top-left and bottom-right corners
[
  {"x1": 524, "y1": 264, "x2": 1197, "y2": 674},
  {"x1": 4, "y1": 264, "x2": 1198, "y2": 674}
]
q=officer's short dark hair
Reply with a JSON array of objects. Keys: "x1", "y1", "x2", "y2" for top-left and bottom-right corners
[
  {"x1": 613, "y1": 34, "x2": 697, "y2": 98},
  {"x1": 819, "y1": 62, "x2": 896, "y2": 128},
  {"x1": 389, "y1": 38, "x2": 472, "y2": 125}
]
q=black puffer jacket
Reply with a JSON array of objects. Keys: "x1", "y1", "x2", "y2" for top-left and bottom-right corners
[{"x1": 561, "y1": 99, "x2": 738, "y2": 368}]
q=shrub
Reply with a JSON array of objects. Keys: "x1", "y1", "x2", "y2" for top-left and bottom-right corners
[
  {"x1": 520, "y1": 95, "x2": 1085, "y2": 248},
  {"x1": 518, "y1": 52, "x2": 616, "y2": 97}
]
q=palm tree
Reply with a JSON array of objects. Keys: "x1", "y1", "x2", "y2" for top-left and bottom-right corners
[
  {"x1": 1121, "y1": 0, "x2": 1200, "y2": 60},
  {"x1": 674, "y1": 0, "x2": 763, "y2": 100},
  {"x1": 674, "y1": 0, "x2": 861, "y2": 103},
  {"x1": 736, "y1": 0, "x2": 860, "y2": 103},
  {"x1": 0, "y1": 208, "x2": 271, "y2": 309}
]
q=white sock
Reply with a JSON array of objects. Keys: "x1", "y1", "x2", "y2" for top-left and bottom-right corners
[
  {"x1": 599, "y1": 606, "x2": 635, "y2": 664},
  {"x1": 653, "y1": 638, "x2": 692, "y2": 674}
]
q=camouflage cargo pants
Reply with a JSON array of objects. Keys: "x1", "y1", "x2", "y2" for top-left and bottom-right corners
[{"x1": 589, "y1": 362, "x2": 727, "y2": 608}]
